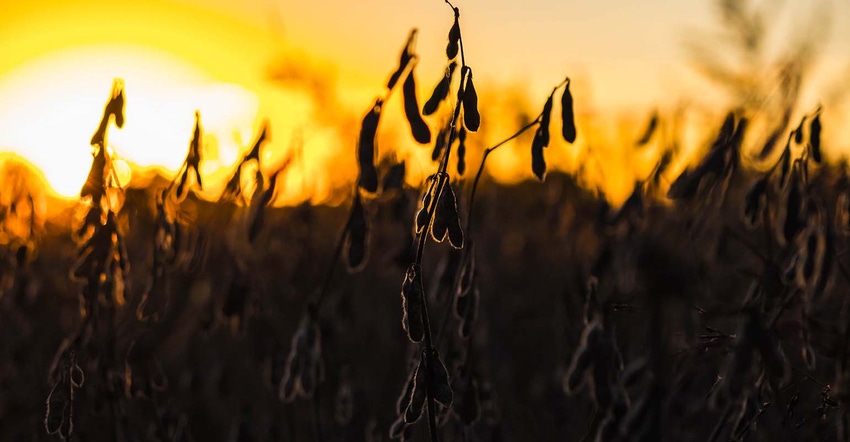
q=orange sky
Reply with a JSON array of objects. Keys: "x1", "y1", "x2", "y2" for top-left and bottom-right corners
[{"x1": 0, "y1": 0, "x2": 848, "y2": 203}]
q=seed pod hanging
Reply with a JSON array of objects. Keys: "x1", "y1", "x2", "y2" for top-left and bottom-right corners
[
  {"x1": 404, "y1": 354, "x2": 427, "y2": 423},
  {"x1": 636, "y1": 110, "x2": 658, "y2": 146},
  {"x1": 446, "y1": 8, "x2": 460, "y2": 60},
  {"x1": 796, "y1": 222, "x2": 825, "y2": 293},
  {"x1": 423, "y1": 62, "x2": 456, "y2": 116},
  {"x1": 80, "y1": 147, "x2": 107, "y2": 203},
  {"x1": 432, "y1": 124, "x2": 450, "y2": 161},
  {"x1": 452, "y1": 372, "x2": 481, "y2": 427},
  {"x1": 456, "y1": 246, "x2": 475, "y2": 298},
  {"x1": 837, "y1": 191, "x2": 850, "y2": 235},
  {"x1": 401, "y1": 264, "x2": 425, "y2": 343},
  {"x1": 388, "y1": 417, "x2": 410, "y2": 440},
  {"x1": 387, "y1": 29, "x2": 417, "y2": 90},
  {"x1": 177, "y1": 111, "x2": 204, "y2": 200},
  {"x1": 531, "y1": 138, "x2": 546, "y2": 181},
  {"x1": 344, "y1": 192, "x2": 369, "y2": 272},
  {"x1": 245, "y1": 122, "x2": 269, "y2": 163},
  {"x1": 382, "y1": 161, "x2": 406, "y2": 193},
  {"x1": 442, "y1": 183, "x2": 464, "y2": 248},
  {"x1": 248, "y1": 166, "x2": 286, "y2": 243},
  {"x1": 456, "y1": 127, "x2": 467, "y2": 175},
  {"x1": 358, "y1": 99, "x2": 383, "y2": 193},
  {"x1": 564, "y1": 321, "x2": 601, "y2": 394},
  {"x1": 455, "y1": 283, "x2": 479, "y2": 338},
  {"x1": 561, "y1": 79, "x2": 577, "y2": 143},
  {"x1": 279, "y1": 315, "x2": 323, "y2": 402},
  {"x1": 462, "y1": 68, "x2": 480, "y2": 132},
  {"x1": 530, "y1": 93, "x2": 555, "y2": 181},
  {"x1": 810, "y1": 110, "x2": 822, "y2": 163},
  {"x1": 778, "y1": 165, "x2": 806, "y2": 246},
  {"x1": 718, "y1": 112, "x2": 736, "y2": 144},
  {"x1": 91, "y1": 79, "x2": 125, "y2": 146},
  {"x1": 402, "y1": 67, "x2": 431, "y2": 144},
  {"x1": 743, "y1": 176, "x2": 768, "y2": 229},
  {"x1": 431, "y1": 179, "x2": 463, "y2": 247},
  {"x1": 415, "y1": 178, "x2": 437, "y2": 234},
  {"x1": 779, "y1": 143, "x2": 791, "y2": 188},
  {"x1": 539, "y1": 94, "x2": 554, "y2": 148},
  {"x1": 222, "y1": 271, "x2": 250, "y2": 320},
  {"x1": 794, "y1": 117, "x2": 806, "y2": 145},
  {"x1": 106, "y1": 80, "x2": 125, "y2": 129},
  {"x1": 428, "y1": 348, "x2": 454, "y2": 407},
  {"x1": 396, "y1": 364, "x2": 417, "y2": 416}
]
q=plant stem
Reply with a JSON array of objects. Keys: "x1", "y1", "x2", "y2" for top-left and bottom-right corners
[
  {"x1": 408, "y1": 4, "x2": 473, "y2": 439},
  {"x1": 309, "y1": 202, "x2": 352, "y2": 313},
  {"x1": 465, "y1": 117, "x2": 541, "y2": 237},
  {"x1": 431, "y1": 117, "x2": 542, "y2": 347},
  {"x1": 465, "y1": 77, "x2": 568, "y2": 237}
]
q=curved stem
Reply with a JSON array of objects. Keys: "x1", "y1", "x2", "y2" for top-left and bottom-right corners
[
  {"x1": 312, "y1": 46, "x2": 419, "y2": 314},
  {"x1": 409, "y1": 5, "x2": 472, "y2": 440},
  {"x1": 310, "y1": 200, "x2": 353, "y2": 313},
  {"x1": 465, "y1": 77, "x2": 567, "y2": 236},
  {"x1": 465, "y1": 116, "x2": 542, "y2": 237}
]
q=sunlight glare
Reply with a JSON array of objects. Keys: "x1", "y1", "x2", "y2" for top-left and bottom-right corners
[{"x1": 0, "y1": 45, "x2": 260, "y2": 198}]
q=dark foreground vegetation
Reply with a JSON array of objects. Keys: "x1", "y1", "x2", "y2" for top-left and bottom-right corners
[
  {"x1": 2, "y1": 0, "x2": 849, "y2": 441},
  {"x1": 5, "y1": 142, "x2": 850, "y2": 441}
]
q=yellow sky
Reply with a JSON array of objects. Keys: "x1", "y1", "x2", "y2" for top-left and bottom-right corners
[{"x1": 0, "y1": 0, "x2": 847, "y2": 203}]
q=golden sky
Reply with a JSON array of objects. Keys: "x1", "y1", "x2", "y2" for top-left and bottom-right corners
[{"x1": 0, "y1": 0, "x2": 847, "y2": 203}]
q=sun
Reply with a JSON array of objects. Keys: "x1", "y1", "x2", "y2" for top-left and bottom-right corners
[{"x1": 0, "y1": 45, "x2": 261, "y2": 198}]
